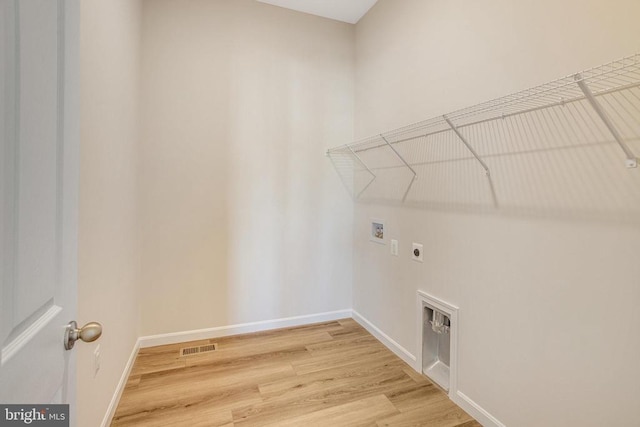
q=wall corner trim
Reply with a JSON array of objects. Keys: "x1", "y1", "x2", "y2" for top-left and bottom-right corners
[
  {"x1": 351, "y1": 310, "x2": 417, "y2": 368},
  {"x1": 454, "y1": 391, "x2": 507, "y2": 427},
  {"x1": 101, "y1": 340, "x2": 140, "y2": 427}
]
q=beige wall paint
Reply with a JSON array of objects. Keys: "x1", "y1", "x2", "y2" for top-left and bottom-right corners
[
  {"x1": 354, "y1": 1, "x2": 640, "y2": 426},
  {"x1": 78, "y1": 1, "x2": 142, "y2": 426},
  {"x1": 138, "y1": 0, "x2": 354, "y2": 335},
  {"x1": 76, "y1": 1, "x2": 639, "y2": 425}
]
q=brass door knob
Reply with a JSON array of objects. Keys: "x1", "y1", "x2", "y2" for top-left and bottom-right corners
[{"x1": 64, "y1": 321, "x2": 102, "y2": 350}]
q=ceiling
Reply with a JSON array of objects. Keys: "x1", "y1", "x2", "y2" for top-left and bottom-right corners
[{"x1": 255, "y1": 0, "x2": 378, "y2": 24}]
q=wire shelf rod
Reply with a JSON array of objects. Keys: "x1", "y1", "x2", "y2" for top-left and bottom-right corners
[
  {"x1": 340, "y1": 80, "x2": 640, "y2": 156},
  {"x1": 326, "y1": 53, "x2": 640, "y2": 156},
  {"x1": 355, "y1": 139, "x2": 621, "y2": 174},
  {"x1": 449, "y1": 68, "x2": 640, "y2": 123},
  {"x1": 325, "y1": 53, "x2": 640, "y2": 210}
]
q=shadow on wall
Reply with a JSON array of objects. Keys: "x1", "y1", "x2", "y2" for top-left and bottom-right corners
[
  {"x1": 222, "y1": 8, "x2": 354, "y2": 324},
  {"x1": 328, "y1": 56, "x2": 640, "y2": 225}
]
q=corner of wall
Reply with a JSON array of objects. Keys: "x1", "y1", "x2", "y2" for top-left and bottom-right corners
[{"x1": 99, "y1": 340, "x2": 140, "y2": 427}]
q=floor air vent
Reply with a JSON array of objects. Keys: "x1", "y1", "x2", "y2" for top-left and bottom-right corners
[{"x1": 180, "y1": 343, "x2": 217, "y2": 357}]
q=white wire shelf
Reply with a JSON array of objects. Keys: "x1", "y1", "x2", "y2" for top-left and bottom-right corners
[{"x1": 327, "y1": 54, "x2": 640, "y2": 221}]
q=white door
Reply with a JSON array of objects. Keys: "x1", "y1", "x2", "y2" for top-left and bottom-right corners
[{"x1": 0, "y1": 0, "x2": 80, "y2": 414}]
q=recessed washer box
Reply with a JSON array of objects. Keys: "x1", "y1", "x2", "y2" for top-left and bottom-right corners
[{"x1": 417, "y1": 291, "x2": 459, "y2": 395}]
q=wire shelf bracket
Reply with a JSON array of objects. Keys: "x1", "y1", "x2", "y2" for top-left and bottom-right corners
[
  {"x1": 443, "y1": 115, "x2": 499, "y2": 207},
  {"x1": 348, "y1": 144, "x2": 377, "y2": 199},
  {"x1": 575, "y1": 73, "x2": 638, "y2": 168},
  {"x1": 380, "y1": 135, "x2": 417, "y2": 202}
]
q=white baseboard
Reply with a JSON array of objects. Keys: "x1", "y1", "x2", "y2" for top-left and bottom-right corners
[
  {"x1": 100, "y1": 340, "x2": 140, "y2": 427},
  {"x1": 351, "y1": 310, "x2": 417, "y2": 368},
  {"x1": 137, "y1": 309, "x2": 352, "y2": 348},
  {"x1": 453, "y1": 390, "x2": 506, "y2": 427}
]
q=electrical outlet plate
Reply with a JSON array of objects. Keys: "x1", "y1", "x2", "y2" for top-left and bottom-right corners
[
  {"x1": 391, "y1": 239, "x2": 398, "y2": 256},
  {"x1": 412, "y1": 243, "x2": 423, "y2": 262}
]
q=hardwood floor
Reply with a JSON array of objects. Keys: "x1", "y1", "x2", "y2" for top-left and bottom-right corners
[{"x1": 112, "y1": 319, "x2": 480, "y2": 427}]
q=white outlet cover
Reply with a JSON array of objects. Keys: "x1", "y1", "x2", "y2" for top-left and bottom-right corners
[
  {"x1": 391, "y1": 239, "x2": 398, "y2": 256},
  {"x1": 412, "y1": 243, "x2": 423, "y2": 262}
]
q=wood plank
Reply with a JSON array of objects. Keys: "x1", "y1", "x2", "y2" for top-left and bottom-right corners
[
  {"x1": 402, "y1": 366, "x2": 431, "y2": 385},
  {"x1": 293, "y1": 341, "x2": 394, "y2": 375},
  {"x1": 233, "y1": 365, "x2": 415, "y2": 426},
  {"x1": 259, "y1": 356, "x2": 407, "y2": 400},
  {"x1": 376, "y1": 395, "x2": 474, "y2": 427},
  {"x1": 176, "y1": 329, "x2": 333, "y2": 370},
  {"x1": 112, "y1": 406, "x2": 232, "y2": 427},
  {"x1": 384, "y1": 382, "x2": 447, "y2": 413},
  {"x1": 129, "y1": 351, "x2": 186, "y2": 377},
  {"x1": 114, "y1": 381, "x2": 261, "y2": 419},
  {"x1": 262, "y1": 394, "x2": 399, "y2": 427},
  {"x1": 455, "y1": 421, "x2": 484, "y2": 427},
  {"x1": 111, "y1": 319, "x2": 479, "y2": 427},
  {"x1": 115, "y1": 362, "x2": 294, "y2": 420}
]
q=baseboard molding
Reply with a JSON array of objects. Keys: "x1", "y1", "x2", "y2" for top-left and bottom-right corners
[
  {"x1": 138, "y1": 309, "x2": 352, "y2": 348},
  {"x1": 351, "y1": 310, "x2": 417, "y2": 368},
  {"x1": 454, "y1": 391, "x2": 506, "y2": 427},
  {"x1": 100, "y1": 339, "x2": 140, "y2": 427}
]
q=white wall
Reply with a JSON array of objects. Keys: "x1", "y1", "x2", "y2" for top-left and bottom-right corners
[
  {"x1": 78, "y1": 1, "x2": 142, "y2": 426},
  {"x1": 138, "y1": 0, "x2": 354, "y2": 335},
  {"x1": 353, "y1": 1, "x2": 640, "y2": 426}
]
